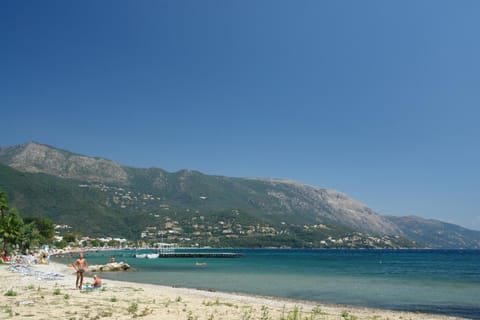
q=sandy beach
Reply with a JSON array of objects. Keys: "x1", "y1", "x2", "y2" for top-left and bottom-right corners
[{"x1": 0, "y1": 261, "x2": 467, "y2": 320}]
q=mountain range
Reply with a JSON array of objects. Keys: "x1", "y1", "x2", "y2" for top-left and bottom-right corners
[{"x1": 1, "y1": 142, "x2": 479, "y2": 248}]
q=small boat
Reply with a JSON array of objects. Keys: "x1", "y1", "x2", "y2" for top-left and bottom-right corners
[{"x1": 135, "y1": 253, "x2": 159, "y2": 258}]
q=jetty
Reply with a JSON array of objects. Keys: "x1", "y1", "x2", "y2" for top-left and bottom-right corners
[
  {"x1": 157, "y1": 252, "x2": 243, "y2": 258},
  {"x1": 134, "y1": 243, "x2": 244, "y2": 259},
  {"x1": 134, "y1": 252, "x2": 244, "y2": 259}
]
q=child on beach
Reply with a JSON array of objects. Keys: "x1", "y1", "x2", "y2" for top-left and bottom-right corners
[
  {"x1": 92, "y1": 275, "x2": 102, "y2": 288},
  {"x1": 82, "y1": 274, "x2": 102, "y2": 291}
]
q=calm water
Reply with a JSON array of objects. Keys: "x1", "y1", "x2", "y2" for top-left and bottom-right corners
[{"x1": 55, "y1": 249, "x2": 480, "y2": 319}]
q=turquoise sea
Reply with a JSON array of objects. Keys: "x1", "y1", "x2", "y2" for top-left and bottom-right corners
[{"x1": 55, "y1": 249, "x2": 480, "y2": 319}]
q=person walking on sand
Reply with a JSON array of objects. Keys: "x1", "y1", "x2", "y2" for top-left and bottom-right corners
[{"x1": 73, "y1": 253, "x2": 88, "y2": 289}]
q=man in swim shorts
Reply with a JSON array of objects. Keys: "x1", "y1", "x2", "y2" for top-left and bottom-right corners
[{"x1": 73, "y1": 253, "x2": 88, "y2": 289}]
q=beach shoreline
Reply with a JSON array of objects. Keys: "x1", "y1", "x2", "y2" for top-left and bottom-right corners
[{"x1": 0, "y1": 260, "x2": 468, "y2": 320}]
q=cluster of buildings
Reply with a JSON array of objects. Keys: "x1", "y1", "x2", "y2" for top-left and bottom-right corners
[
  {"x1": 139, "y1": 213, "x2": 285, "y2": 245},
  {"x1": 71, "y1": 183, "x2": 408, "y2": 249}
]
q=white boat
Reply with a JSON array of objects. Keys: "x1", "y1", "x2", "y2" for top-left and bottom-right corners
[{"x1": 135, "y1": 253, "x2": 159, "y2": 258}]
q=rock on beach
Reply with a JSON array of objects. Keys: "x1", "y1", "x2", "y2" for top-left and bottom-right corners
[{"x1": 88, "y1": 261, "x2": 130, "y2": 272}]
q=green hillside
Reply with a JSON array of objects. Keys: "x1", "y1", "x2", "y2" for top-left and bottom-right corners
[
  {"x1": 0, "y1": 164, "x2": 133, "y2": 237},
  {"x1": 1, "y1": 142, "x2": 479, "y2": 248},
  {"x1": 0, "y1": 163, "x2": 415, "y2": 248}
]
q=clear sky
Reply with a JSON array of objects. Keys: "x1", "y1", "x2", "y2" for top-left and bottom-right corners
[{"x1": 1, "y1": 1, "x2": 479, "y2": 230}]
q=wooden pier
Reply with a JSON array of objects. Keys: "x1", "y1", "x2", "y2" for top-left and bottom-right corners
[{"x1": 157, "y1": 252, "x2": 244, "y2": 258}]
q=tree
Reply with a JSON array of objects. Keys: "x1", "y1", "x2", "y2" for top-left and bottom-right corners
[
  {"x1": 0, "y1": 208, "x2": 24, "y2": 252},
  {"x1": 0, "y1": 188, "x2": 53, "y2": 253},
  {"x1": 0, "y1": 190, "x2": 8, "y2": 218},
  {"x1": 54, "y1": 240, "x2": 68, "y2": 249},
  {"x1": 20, "y1": 222, "x2": 42, "y2": 252},
  {"x1": 107, "y1": 239, "x2": 120, "y2": 248},
  {"x1": 62, "y1": 233, "x2": 77, "y2": 243},
  {"x1": 23, "y1": 217, "x2": 55, "y2": 244},
  {"x1": 90, "y1": 238, "x2": 102, "y2": 247}
]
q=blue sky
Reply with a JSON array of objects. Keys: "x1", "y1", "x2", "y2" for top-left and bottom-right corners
[{"x1": 1, "y1": 1, "x2": 480, "y2": 230}]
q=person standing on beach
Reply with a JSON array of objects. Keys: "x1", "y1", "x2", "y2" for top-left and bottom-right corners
[{"x1": 73, "y1": 253, "x2": 88, "y2": 289}]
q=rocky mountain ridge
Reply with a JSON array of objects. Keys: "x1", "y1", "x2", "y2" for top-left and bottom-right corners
[
  {"x1": 0, "y1": 142, "x2": 128, "y2": 184},
  {"x1": 1, "y1": 142, "x2": 479, "y2": 248},
  {"x1": 0, "y1": 142, "x2": 399, "y2": 235}
]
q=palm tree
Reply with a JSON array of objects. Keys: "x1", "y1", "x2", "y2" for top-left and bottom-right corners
[
  {"x1": 0, "y1": 190, "x2": 8, "y2": 218},
  {"x1": 0, "y1": 208, "x2": 24, "y2": 252}
]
